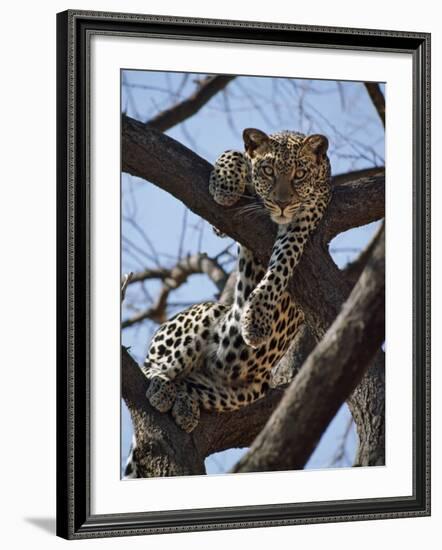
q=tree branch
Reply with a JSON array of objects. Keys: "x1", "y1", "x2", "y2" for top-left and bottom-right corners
[
  {"x1": 122, "y1": 252, "x2": 229, "y2": 327},
  {"x1": 364, "y1": 83, "x2": 385, "y2": 127},
  {"x1": 343, "y1": 223, "x2": 383, "y2": 287},
  {"x1": 331, "y1": 166, "x2": 384, "y2": 187},
  {"x1": 146, "y1": 75, "x2": 236, "y2": 132},
  {"x1": 128, "y1": 267, "x2": 169, "y2": 284},
  {"x1": 122, "y1": 115, "x2": 384, "y2": 251},
  {"x1": 232, "y1": 226, "x2": 385, "y2": 473}
]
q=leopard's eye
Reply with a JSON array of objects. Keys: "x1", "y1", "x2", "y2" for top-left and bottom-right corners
[
  {"x1": 294, "y1": 168, "x2": 307, "y2": 180},
  {"x1": 261, "y1": 165, "x2": 274, "y2": 177}
]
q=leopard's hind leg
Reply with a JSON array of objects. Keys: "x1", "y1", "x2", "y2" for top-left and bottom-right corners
[{"x1": 142, "y1": 302, "x2": 227, "y2": 418}]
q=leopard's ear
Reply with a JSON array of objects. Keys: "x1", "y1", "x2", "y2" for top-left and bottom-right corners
[
  {"x1": 302, "y1": 134, "x2": 329, "y2": 159},
  {"x1": 243, "y1": 128, "x2": 270, "y2": 157}
]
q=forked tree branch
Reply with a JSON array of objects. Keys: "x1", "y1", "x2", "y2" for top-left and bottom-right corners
[{"x1": 122, "y1": 115, "x2": 384, "y2": 250}]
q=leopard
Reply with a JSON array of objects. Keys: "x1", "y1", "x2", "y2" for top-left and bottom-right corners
[{"x1": 124, "y1": 127, "x2": 331, "y2": 477}]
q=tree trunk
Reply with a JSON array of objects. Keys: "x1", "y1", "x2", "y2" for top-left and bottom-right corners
[{"x1": 122, "y1": 349, "x2": 206, "y2": 476}]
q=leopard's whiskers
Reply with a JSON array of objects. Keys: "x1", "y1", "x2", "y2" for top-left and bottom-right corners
[
  {"x1": 234, "y1": 202, "x2": 267, "y2": 220},
  {"x1": 234, "y1": 203, "x2": 261, "y2": 213},
  {"x1": 234, "y1": 193, "x2": 256, "y2": 200}
]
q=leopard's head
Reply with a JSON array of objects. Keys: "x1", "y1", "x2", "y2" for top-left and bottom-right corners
[{"x1": 243, "y1": 128, "x2": 331, "y2": 224}]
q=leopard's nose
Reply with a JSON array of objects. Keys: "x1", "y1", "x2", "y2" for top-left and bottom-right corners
[{"x1": 275, "y1": 200, "x2": 291, "y2": 210}]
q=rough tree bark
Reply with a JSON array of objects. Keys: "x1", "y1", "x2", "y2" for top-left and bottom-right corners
[{"x1": 121, "y1": 117, "x2": 385, "y2": 474}]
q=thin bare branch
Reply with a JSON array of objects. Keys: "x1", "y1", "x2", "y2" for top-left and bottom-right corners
[
  {"x1": 128, "y1": 267, "x2": 170, "y2": 284},
  {"x1": 122, "y1": 253, "x2": 229, "y2": 328},
  {"x1": 146, "y1": 75, "x2": 236, "y2": 132}
]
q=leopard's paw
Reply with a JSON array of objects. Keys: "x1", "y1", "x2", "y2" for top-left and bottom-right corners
[
  {"x1": 146, "y1": 376, "x2": 177, "y2": 413},
  {"x1": 241, "y1": 321, "x2": 270, "y2": 349},
  {"x1": 241, "y1": 304, "x2": 272, "y2": 349},
  {"x1": 209, "y1": 150, "x2": 249, "y2": 207},
  {"x1": 171, "y1": 391, "x2": 200, "y2": 433}
]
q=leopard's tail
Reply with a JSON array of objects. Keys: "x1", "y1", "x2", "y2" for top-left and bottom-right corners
[{"x1": 122, "y1": 435, "x2": 138, "y2": 479}]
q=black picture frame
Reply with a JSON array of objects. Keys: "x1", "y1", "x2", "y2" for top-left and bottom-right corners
[{"x1": 56, "y1": 9, "x2": 431, "y2": 540}]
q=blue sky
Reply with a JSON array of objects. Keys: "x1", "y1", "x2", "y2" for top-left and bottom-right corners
[{"x1": 121, "y1": 70, "x2": 384, "y2": 475}]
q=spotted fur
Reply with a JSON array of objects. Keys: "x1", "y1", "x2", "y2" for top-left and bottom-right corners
[
  {"x1": 123, "y1": 436, "x2": 138, "y2": 479},
  {"x1": 133, "y1": 128, "x2": 331, "y2": 454}
]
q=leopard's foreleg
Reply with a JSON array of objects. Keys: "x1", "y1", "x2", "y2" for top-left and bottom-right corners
[{"x1": 241, "y1": 209, "x2": 325, "y2": 348}]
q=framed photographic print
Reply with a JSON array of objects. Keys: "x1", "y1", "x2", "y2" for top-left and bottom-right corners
[{"x1": 56, "y1": 10, "x2": 430, "y2": 539}]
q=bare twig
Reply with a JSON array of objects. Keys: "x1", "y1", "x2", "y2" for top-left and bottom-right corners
[
  {"x1": 123, "y1": 215, "x2": 161, "y2": 266},
  {"x1": 177, "y1": 207, "x2": 188, "y2": 259},
  {"x1": 146, "y1": 75, "x2": 236, "y2": 132}
]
